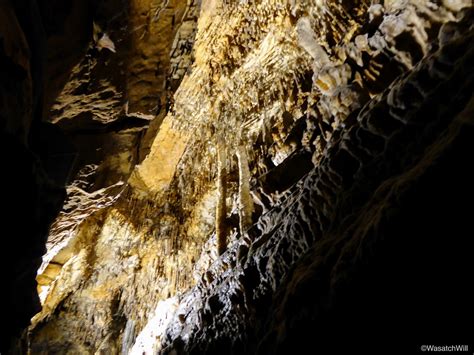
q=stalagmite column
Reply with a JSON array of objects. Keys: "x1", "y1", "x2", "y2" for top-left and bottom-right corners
[
  {"x1": 216, "y1": 142, "x2": 228, "y2": 255},
  {"x1": 236, "y1": 144, "x2": 254, "y2": 236}
]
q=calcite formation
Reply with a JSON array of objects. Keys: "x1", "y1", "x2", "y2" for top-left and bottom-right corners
[{"x1": 1, "y1": 0, "x2": 472, "y2": 353}]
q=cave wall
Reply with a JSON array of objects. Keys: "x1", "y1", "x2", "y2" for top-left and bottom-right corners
[
  {"x1": 0, "y1": 0, "x2": 94, "y2": 351},
  {"x1": 157, "y1": 13, "x2": 474, "y2": 352},
  {"x1": 28, "y1": 0, "x2": 203, "y2": 353},
  {"x1": 1, "y1": 0, "x2": 196, "y2": 351},
  {"x1": 3, "y1": 0, "x2": 472, "y2": 353}
]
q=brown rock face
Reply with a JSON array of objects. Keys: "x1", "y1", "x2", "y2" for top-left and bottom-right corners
[
  {"x1": 2, "y1": 0, "x2": 473, "y2": 353},
  {"x1": 0, "y1": 0, "x2": 93, "y2": 350}
]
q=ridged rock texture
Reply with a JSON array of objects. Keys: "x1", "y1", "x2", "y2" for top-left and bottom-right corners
[{"x1": 1, "y1": 0, "x2": 473, "y2": 353}]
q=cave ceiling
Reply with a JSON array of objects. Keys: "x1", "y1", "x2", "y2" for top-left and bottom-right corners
[{"x1": 1, "y1": 0, "x2": 473, "y2": 353}]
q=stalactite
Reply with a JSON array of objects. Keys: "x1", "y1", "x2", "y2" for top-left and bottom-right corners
[
  {"x1": 23, "y1": 1, "x2": 474, "y2": 353},
  {"x1": 216, "y1": 142, "x2": 228, "y2": 255},
  {"x1": 236, "y1": 144, "x2": 254, "y2": 236}
]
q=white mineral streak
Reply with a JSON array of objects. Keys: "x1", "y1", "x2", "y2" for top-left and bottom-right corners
[{"x1": 130, "y1": 297, "x2": 179, "y2": 354}]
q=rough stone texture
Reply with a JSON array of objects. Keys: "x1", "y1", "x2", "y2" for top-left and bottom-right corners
[
  {"x1": 0, "y1": 0, "x2": 93, "y2": 350},
  {"x1": 158, "y1": 11, "x2": 474, "y2": 353},
  {"x1": 25, "y1": 0, "x2": 201, "y2": 352},
  {"x1": 3, "y1": 0, "x2": 472, "y2": 353},
  {"x1": 1, "y1": 0, "x2": 198, "y2": 351}
]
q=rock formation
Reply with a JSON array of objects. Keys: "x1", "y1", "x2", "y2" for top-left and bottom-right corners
[{"x1": 1, "y1": 0, "x2": 473, "y2": 353}]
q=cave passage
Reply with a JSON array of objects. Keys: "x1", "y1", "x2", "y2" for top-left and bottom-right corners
[{"x1": 1, "y1": 1, "x2": 473, "y2": 354}]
